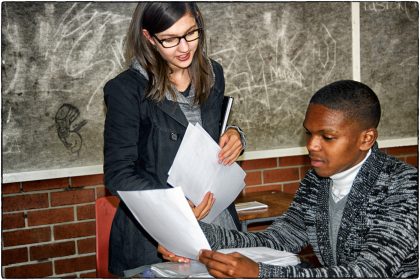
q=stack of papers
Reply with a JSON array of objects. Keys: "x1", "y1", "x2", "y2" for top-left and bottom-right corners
[
  {"x1": 151, "y1": 247, "x2": 300, "y2": 278},
  {"x1": 235, "y1": 201, "x2": 268, "y2": 212},
  {"x1": 167, "y1": 123, "x2": 246, "y2": 223}
]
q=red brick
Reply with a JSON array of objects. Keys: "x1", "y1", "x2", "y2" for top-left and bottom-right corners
[
  {"x1": 240, "y1": 158, "x2": 277, "y2": 170},
  {"x1": 4, "y1": 261, "x2": 53, "y2": 278},
  {"x1": 54, "y1": 221, "x2": 96, "y2": 240},
  {"x1": 77, "y1": 237, "x2": 96, "y2": 254},
  {"x1": 283, "y1": 182, "x2": 300, "y2": 194},
  {"x1": 27, "y1": 207, "x2": 74, "y2": 226},
  {"x1": 385, "y1": 145, "x2": 418, "y2": 156},
  {"x1": 77, "y1": 204, "x2": 95, "y2": 220},
  {"x1": 2, "y1": 247, "x2": 28, "y2": 265},
  {"x1": 2, "y1": 193, "x2": 49, "y2": 212},
  {"x1": 30, "y1": 241, "x2": 75, "y2": 260},
  {"x1": 244, "y1": 185, "x2": 282, "y2": 194},
  {"x1": 71, "y1": 174, "x2": 104, "y2": 187},
  {"x1": 51, "y1": 189, "x2": 95, "y2": 207},
  {"x1": 3, "y1": 227, "x2": 51, "y2": 247},
  {"x1": 2, "y1": 182, "x2": 21, "y2": 194},
  {"x1": 22, "y1": 177, "x2": 69, "y2": 192},
  {"x1": 80, "y1": 271, "x2": 97, "y2": 278},
  {"x1": 244, "y1": 171, "x2": 262, "y2": 186},
  {"x1": 405, "y1": 156, "x2": 418, "y2": 167},
  {"x1": 278, "y1": 155, "x2": 310, "y2": 167},
  {"x1": 263, "y1": 168, "x2": 300, "y2": 184},
  {"x1": 2, "y1": 212, "x2": 25, "y2": 229},
  {"x1": 54, "y1": 255, "x2": 96, "y2": 274}
]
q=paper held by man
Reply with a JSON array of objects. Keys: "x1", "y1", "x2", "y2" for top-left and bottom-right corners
[
  {"x1": 118, "y1": 187, "x2": 300, "y2": 278},
  {"x1": 150, "y1": 247, "x2": 300, "y2": 278},
  {"x1": 117, "y1": 123, "x2": 299, "y2": 276}
]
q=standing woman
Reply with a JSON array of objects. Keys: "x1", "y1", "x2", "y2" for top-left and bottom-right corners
[{"x1": 103, "y1": 2, "x2": 246, "y2": 277}]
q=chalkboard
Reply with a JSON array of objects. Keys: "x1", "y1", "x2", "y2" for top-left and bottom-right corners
[
  {"x1": 1, "y1": 2, "x2": 418, "y2": 176},
  {"x1": 360, "y1": 2, "x2": 418, "y2": 140},
  {"x1": 200, "y1": 2, "x2": 353, "y2": 151},
  {"x1": 2, "y1": 2, "x2": 136, "y2": 174}
]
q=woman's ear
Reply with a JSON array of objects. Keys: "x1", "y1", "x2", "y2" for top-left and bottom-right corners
[
  {"x1": 359, "y1": 128, "x2": 378, "y2": 151},
  {"x1": 142, "y1": 29, "x2": 155, "y2": 45}
]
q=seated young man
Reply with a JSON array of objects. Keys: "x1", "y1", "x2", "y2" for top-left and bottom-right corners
[{"x1": 160, "y1": 80, "x2": 418, "y2": 278}]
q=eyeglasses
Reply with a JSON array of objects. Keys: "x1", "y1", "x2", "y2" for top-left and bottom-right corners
[{"x1": 153, "y1": 28, "x2": 202, "y2": 48}]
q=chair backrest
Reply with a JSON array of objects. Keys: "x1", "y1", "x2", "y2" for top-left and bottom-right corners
[{"x1": 95, "y1": 196, "x2": 120, "y2": 278}]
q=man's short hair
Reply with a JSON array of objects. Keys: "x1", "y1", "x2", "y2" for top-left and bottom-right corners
[{"x1": 309, "y1": 80, "x2": 381, "y2": 129}]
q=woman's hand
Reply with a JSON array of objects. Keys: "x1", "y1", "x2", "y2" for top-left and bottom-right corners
[
  {"x1": 157, "y1": 244, "x2": 190, "y2": 263},
  {"x1": 218, "y1": 128, "x2": 243, "y2": 165},
  {"x1": 188, "y1": 191, "x2": 215, "y2": 220},
  {"x1": 199, "y1": 249, "x2": 259, "y2": 278}
]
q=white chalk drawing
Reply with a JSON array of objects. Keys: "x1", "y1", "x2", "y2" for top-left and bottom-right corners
[
  {"x1": 363, "y1": 2, "x2": 419, "y2": 21},
  {"x1": 400, "y1": 56, "x2": 418, "y2": 67},
  {"x1": 2, "y1": 2, "x2": 134, "y2": 172},
  {"x1": 41, "y1": 3, "x2": 131, "y2": 111},
  {"x1": 205, "y1": 5, "x2": 338, "y2": 149},
  {"x1": 1, "y1": 2, "x2": 418, "y2": 172},
  {"x1": 2, "y1": 133, "x2": 22, "y2": 154}
]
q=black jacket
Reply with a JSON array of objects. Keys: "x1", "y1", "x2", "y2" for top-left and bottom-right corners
[{"x1": 103, "y1": 60, "x2": 240, "y2": 276}]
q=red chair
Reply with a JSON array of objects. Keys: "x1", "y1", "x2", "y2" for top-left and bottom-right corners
[{"x1": 95, "y1": 196, "x2": 120, "y2": 278}]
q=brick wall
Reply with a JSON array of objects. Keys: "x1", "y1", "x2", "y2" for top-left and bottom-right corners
[{"x1": 2, "y1": 145, "x2": 417, "y2": 278}]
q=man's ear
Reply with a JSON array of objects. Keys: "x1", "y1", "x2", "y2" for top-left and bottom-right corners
[
  {"x1": 142, "y1": 29, "x2": 155, "y2": 45},
  {"x1": 359, "y1": 128, "x2": 378, "y2": 151}
]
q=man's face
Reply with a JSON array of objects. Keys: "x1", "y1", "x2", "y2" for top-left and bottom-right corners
[{"x1": 303, "y1": 104, "x2": 367, "y2": 178}]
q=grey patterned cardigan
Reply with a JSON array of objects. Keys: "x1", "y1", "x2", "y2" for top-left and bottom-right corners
[{"x1": 201, "y1": 144, "x2": 418, "y2": 278}]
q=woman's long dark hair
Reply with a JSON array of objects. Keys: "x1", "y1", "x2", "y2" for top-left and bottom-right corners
[{"x1": 125, "y1": 2, "x2": 213, "y2": 104}]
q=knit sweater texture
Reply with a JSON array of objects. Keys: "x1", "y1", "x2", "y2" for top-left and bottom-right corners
[{"x1": 200, "y1": 144, "x2": 418, "y2": 278}]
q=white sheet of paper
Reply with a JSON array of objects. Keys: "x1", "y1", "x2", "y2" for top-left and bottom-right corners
[
  {"x1": 218, "y1": 247, "x2": 300, "y2": 266},
  {"x1": 117, "y1": 187, "x2": 210, "y2": 260},
  {"x1": 151, "y1": 247, "x2": 300, "y2": 278},
  {"x1": 167, "y1": 123, "x2": 246, "y2": 223}
]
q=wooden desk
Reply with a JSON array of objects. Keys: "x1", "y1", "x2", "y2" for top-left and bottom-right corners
[{"x1": 234, "y1": 191, "x2": 294, "y2": 232}]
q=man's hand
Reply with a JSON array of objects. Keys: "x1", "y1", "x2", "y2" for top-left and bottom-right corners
[
  {"x1": 218, "y1": 128, "x2": 243, "y2": 165},
  {"x1": 199, "y1": 249, "x2": 259, "y2": 278}
]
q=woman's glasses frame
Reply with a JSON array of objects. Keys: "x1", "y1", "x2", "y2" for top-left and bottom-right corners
[{"x1": 152, "y1": 28, "x2": 202, "y2": 48}]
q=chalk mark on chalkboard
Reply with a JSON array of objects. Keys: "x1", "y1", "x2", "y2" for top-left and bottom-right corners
[
  {"x1": 55, "y1": 104, "x2": 87, "y2": 155},
  {"x1": 316, "y1": 24, "x2": 336, "y2": 83},
  {"x1": 2, "y1": 21, "x2": 22, "y2": 96},
  {"x1": 208, "y1": 20, "x2": 338, "y2": 135},
  {"x1": 2, "y1": 133, "x2": 22, "y2": 154},
  {"x1": 400, "y1": 56, "x2": 418, "y2": 67},
  {"x1": 363, "y1": 2, "x2": 419, "y2": 22},
  {"x1": 42, "y1": 3, "x2": 130, "y2": 111}
]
